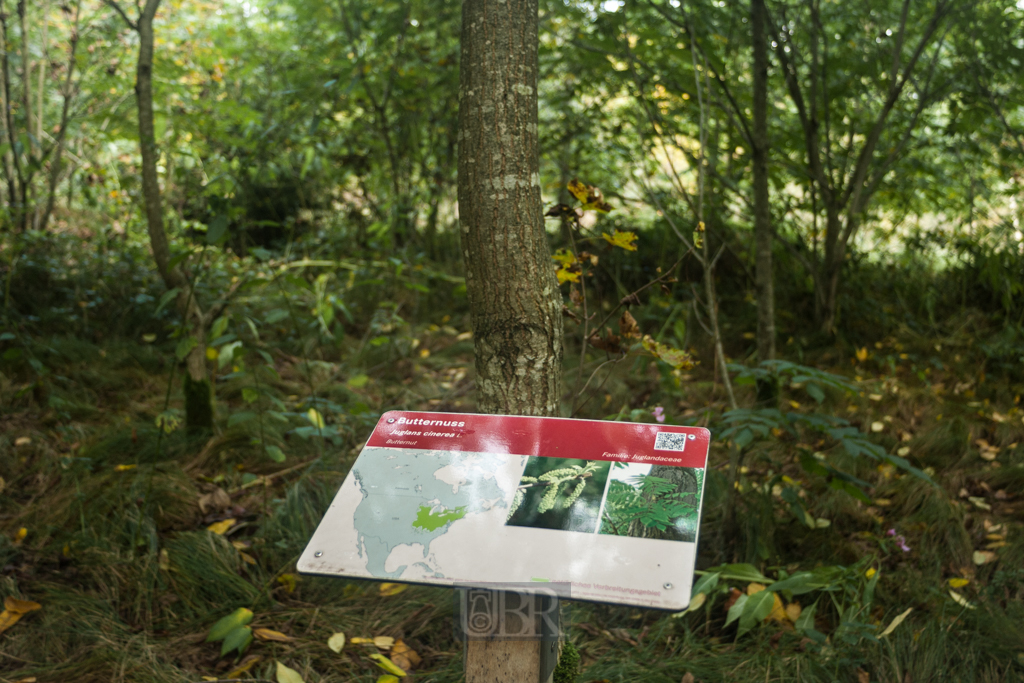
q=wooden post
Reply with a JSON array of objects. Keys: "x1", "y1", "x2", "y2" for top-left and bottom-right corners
[{"x1": 461, "y1": 588, "x2": 560, "y2": 683}]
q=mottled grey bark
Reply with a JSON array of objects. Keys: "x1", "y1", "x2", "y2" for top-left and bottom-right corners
[
  {"x1": 459, "y1": 1, "x2": 563, "y2": 678},
  {"x1": 751, "y1": 0, "x2": 775, "y2": 364},
  {"x1": 457, "y1": 0, "x2": 563, "y2": 418}
]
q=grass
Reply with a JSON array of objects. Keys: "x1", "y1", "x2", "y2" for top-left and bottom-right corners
[{"x1": 1, "y1": 279, "x2": 1023, "y2": 682}]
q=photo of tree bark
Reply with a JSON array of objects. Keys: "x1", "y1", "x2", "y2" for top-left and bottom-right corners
[{"x1": 0, "y1": 0, "x2": 1022, "y2": 680}]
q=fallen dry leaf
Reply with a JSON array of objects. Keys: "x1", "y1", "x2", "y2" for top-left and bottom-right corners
[
  {"x1": 972, "y1": 550, "x2": 997, "y2": 566},
  {"x1": 391, "y1": 640, "x2": 421, "y2": 668},
  {"x1": 198, "y1": 487, "x2": 231, "y2": 514},
  {"x1": 379, "y1": 583, "x2": 408, "y2": 597},
  {"x1": 207, "y1": 518, "x2": 236, "y2": 535},
  {"x1": 14, "y1": 437, "x2": 31, "y2": 447},
  {"x1": 327, "y1": 632, "x2": 346, "y2": 653},
  {"x1": 0, "y1": 596, "x2": 42, "y2": 636},
  {"x1": 255, "y1": 628, "x2": 293, "y2": 642},
  {"x1": 225, "y1": 655, "x2": 262, "y2": 679}
]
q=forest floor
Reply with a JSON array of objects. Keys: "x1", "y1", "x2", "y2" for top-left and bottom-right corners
[{"x1": 1, "y1": 269, "x2": 1023, "y2": 682}]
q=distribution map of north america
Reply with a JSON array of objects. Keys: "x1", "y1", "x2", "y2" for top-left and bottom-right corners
[{"x1": 351, "y1": 449, "x2": 514, "y2": 578}]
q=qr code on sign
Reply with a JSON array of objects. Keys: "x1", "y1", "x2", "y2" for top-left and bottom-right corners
[{"x1": 654, "y1": 432, "x2": 690, "y2": 452}]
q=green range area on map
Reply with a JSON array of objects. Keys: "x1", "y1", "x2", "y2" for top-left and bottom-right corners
[{"x1": 413, "y1": 505, "x2": 467, "y2": 531}]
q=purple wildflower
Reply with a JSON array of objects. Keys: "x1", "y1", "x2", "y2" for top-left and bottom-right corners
[{"x1": 652, "y1": 406, "x2": 665, "y2": 423}]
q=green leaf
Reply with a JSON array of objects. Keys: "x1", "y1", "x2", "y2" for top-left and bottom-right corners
[
  {"x1": 221, "y1": 625, "x2": 253, "y2": 656},
  {"x1": 266, "y1": 309, "x2": 289, "y2": 324},
  {"x1": 794, "y1": 600, "x2": 817, "y2": 633},
  {"x1": 691, "y1": 572, "x2": 720, "y2": 596},
  {"x1": 718, "y1": 563, "x2": 772, "y2": 583},
  {"x1": 219, "y1": 341, "x2": 243, "y2": 370},
  {"x1": 242, "y1": 387, "x2": 260, "y2": 403},
  {"x1": 211, "y1": 315, "x2": 230, "y2": 340},
  {"x1": 175, "y1": 336, "x2": 198, "y2": 361},
  {"x1": 805, "y1": 382, "x2": 826, "y2": 403},
  {"x1": 738, "y1": 589, "x2": 775, "y2": 636},
  {"x1": 347, "y1": 374, "x2": 369, "y2": 388},
  {"x1": 266, "y1": 445, "x2": 286, "y2": 463},
  {"x1": 207, "y1": 608, "x2": 254, "y2": 642},
  {"x1": 155, "y1": 288, "x2": 180, "y2": 316},
  {"x1": 724, "y1": 593, "x2": 747, "y2": 628},
  {"x1": 767, "y1": 572, "x2": 819, "y2": 595},
  {"x1": 227, "y1": 411, "x2": 258, "y2": 427},
  {"x1": 207, "y1": 215, "x2": 229, "y2": 245}
]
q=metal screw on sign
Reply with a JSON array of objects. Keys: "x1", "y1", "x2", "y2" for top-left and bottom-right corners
[
  {"x1": 387, "y1": 418, "x2": 396, "y2": 423},
  {"x1": 663, "y1": 583, "x2": 673, "y2": 590},
  {"x1": 314, "y1": 551, "x2": 323, "y2": 557},
  {"x1": 688, "y1": 435, "x2": 696, "y2": 440}
]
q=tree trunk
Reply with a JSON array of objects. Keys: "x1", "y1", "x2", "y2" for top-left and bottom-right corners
[
  {"x1": 751, "y1": 0, "x2": 775, "y2": 364},
  {"x1": 458, "y1": 0, "x2": 563, "y2": 678},
  {"x1": 458, "y1": 0, "x2": 562, "y2": 418},
  {"x1": 129, "y1": 0, "x2": 214, "y2": 430}
]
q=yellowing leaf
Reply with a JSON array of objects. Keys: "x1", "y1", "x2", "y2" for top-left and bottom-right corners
[
  {"x1": 784, "y1": 602, "x2": 802, "y2": 623},
  {"x1": 142, "y1": 333, "x2": 157, "y2": 343},
  {"x1": 556, "y1": 266, "x2": 581, "y2": 284},
  {"x1": 0, "y1": 610, "x2": 25, "y2": 636},
  {"x1": 306, "y1": 408, "x2": 325, "y2": 429},
  {"x1": 566, "y1": 179, "x2": 612, "y2": 211},
  {"x1": 678, "y1": 591, "x2": 706, "y2": 615},
  {"x1": 373, "y1": 636, "x2": 395, "y2": 650},
  {"x1": 766, "y1": 593, "x2": 787, "y2": 622},
  {"x1": 369, "y1": 654, "x2": 407, "y2": 677},
  {"x1": 855, "y1": 347, "x2": 868, "y2": 362},
  {"x1": 114, "y1": 464, "x2": 137, "y2": 472},
  {"x1": 389, "y1": 643, "x2": 417, "y2": 667},
  {"x1": 552, "y1": 248, "x2": 577, "y2": 266},
  {"x1": 225, "y1": 655, "x2": 262, "y2": 679},
  {"x1": 255, "y1": 628, "x2": 293, "y2": 642},
  {"x1": 379, "y1": 583, "x2": 408, "y2": 596},
  {"x1": 948, "y1": 578, "x2": 970, "y2": 589},
  {"x1": 865, "y1": 568, "x2": 877, "y2": 579},
  {"x1": 327, "y1": 632, "x2": 346, "y2": 653},
  {"x1": 642, "y1": 335, "x2": 696, "y2": 370},
  {"x1": 567, "y1": 179, "x2": 590, "y2": 203},
  {"x1": 602, "y1": 230, "x2": 638, "y2": 251},
  {"x1": 206, "y1": 346, "x2": 219, "y2": 361},
  {"x1": 879, "y1": 607, "x2": 913, "y2": 636},
  {"x1": 14, "y1": 528, "x2": 27, "y2": 543},
  {"x1": 948, "y1": 590, "x2": 976, "y2": 610},
  {"x1": 4, "y1": 597, "x2": 41, "y2": 615},
  {"x1": 207, "y1": 608, "x2": 253, "y2": 642},
  {"x1": 277, "y1": 574, "x2": 299, "y2": 593},
  {"x1": 788, "y1": 400, "x2": 801, "y2": 409},
  {"x1": 159, "y1": 548, "x2": 170, "y2": 570},
  {"x1": 207, "y1": 518, "x2": 236, "y2": 535},
  {"x1": 377, "y1": 677, "x2": 401, "y2": 683},
  {"x1": 240, "y1": 551, "x2": 258, "y2": 565},
  {"x1": 275, "y1": 660, "x2": 306, "y2": 683}
]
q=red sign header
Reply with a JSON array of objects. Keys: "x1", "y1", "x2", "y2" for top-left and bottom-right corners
[{"x1": 366, "y1": 411, "x2": 710, "y2": 469}]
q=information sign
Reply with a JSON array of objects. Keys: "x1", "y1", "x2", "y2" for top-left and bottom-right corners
[{"x1": 298, "y1": 411, "x2": 710, "y2": 610}]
